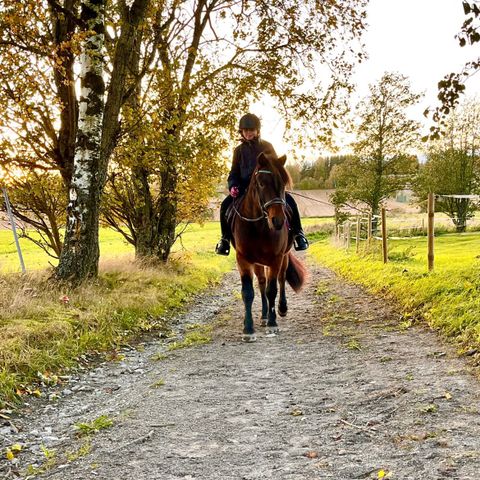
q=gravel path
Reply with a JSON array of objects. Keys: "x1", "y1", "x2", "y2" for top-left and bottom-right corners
[{"x1": 1, "y1": 259, "x2": 480, "y2": 479}]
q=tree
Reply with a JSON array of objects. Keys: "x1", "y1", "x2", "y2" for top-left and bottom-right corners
[
  {"x1": 3, "y1": 171, "x2": 66, "y2": 258},
  {"x1": 426, "y1": 1, "x2": 480, "y2": 138},
  {"x1": 100, "y1": 0, "x2": 369, "y2": 261},
  {"x1": 331, "y1": 73, "x2": 421, "y2": 224},
  {"x1": 0, "y1": 0, "x2": 368, "y2": 275},
  {"x1": 414, "y1": 99, "x2": 480, "y2": 232},
  {"x1": 0, "y1": 0, "x2": 156, "y2": 281}
]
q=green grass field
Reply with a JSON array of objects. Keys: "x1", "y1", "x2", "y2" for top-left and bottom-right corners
[
  {"x1": 310, "y1": 231, "x2": 480, "y2": 351},
  {"x1": 0, "y1": 218, "x2": 332, "y2": 273}
]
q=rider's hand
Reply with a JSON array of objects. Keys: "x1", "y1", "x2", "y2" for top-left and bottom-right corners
[{"x1": 230, "y1": 186, "x2": 240, "y2": 198}]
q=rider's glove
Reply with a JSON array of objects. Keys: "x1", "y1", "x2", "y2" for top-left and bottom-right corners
[{"x1": 230, "y1": 186, "x2": 240, "y2": 198}]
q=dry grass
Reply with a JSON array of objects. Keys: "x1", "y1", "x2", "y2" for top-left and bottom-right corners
[{"x1": 0, "y1": 251, "x2": 233, "y2": 408}]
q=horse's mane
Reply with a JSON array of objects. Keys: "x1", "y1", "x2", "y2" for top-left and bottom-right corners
[{"x1": 258, "y1": 153, "x2": 293, "y2": 191}]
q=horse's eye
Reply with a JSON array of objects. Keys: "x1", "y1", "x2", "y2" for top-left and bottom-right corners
[{"x1": 258, "y1": 181, "x2": 264, "y2": 188}]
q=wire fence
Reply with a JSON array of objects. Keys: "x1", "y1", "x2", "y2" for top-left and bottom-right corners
[{"x1": 333, "y1": 193, "x2": 480, "y2": 271}]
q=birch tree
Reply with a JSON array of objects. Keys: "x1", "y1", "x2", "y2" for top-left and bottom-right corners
[{"x1": 56, "y1": 0, "x2": 105, "y2": 280}]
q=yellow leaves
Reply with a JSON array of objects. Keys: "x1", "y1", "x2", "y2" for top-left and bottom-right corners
[
  {"x1": 5, "y1": 444, "x2": 22, "y2": 461},
  {"x1": 16, "y1": 386, "x2": 42, "y2": 398},
  {"x1": 378, "y1": 469, "x2": 393, "y2": 479},
  {"x1": 445, "y1": 391, "x2": 452, "y2": 400}
]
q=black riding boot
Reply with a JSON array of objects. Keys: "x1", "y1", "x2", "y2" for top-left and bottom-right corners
[
  {"x1": 215, "y1": 196, "x2": 233, "y2": 255},
  {"x1": 286, "y1": 193, "x2": 309, "y2": 251}
]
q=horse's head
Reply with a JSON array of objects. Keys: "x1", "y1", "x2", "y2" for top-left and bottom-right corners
[{"x1": 253, "y1": 152, "x2": 291, "y2": 231}]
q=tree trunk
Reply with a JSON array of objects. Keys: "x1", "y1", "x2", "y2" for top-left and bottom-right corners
[
  {"x1": 131, "y1": 166, "x2": 161, "y2": 259},
  {"x1": 49, "y1": 0, "x2": 78, "y2": 186},
  {"x1": 455, "y1": 198, "x2": 469, "y2": 233},
  {"x1": 156, "y1": 159, "x2": 178, "y2": 262},
  {"x1": 56, "y1": 0, "x2": 105, "y2": 282},
  {"x1": 371, "y1": 205, "x2": 380, "y2": 235}
]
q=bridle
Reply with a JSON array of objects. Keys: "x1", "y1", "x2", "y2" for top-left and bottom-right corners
[{"x1": 232, "y1": 169, "x2": 286, "y2": 222}]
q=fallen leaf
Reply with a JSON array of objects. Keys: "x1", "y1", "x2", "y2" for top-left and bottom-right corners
[
  {"x1": 6, "y1": 449, "x2": 14, "y2": 461},
  {"x1": 304, "y1": 451, "x2": 318, "y2": 458},
  {"x1": 378, "y1": 469, "x2": 393, "y2": 479},
  {"x1": 291, "y1": 408, "x2": 303, "y2": 416}
]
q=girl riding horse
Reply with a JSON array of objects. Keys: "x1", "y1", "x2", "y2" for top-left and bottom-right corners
[{"x1": 215, "y1": 113, "x2": 308, "y2": 256}]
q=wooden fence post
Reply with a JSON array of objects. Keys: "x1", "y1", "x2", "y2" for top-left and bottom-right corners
[
  {"x1": 381, "y1": 207, "x2": 388, "y2": 264},
  {"x1": 367, "y1": 213, "x2": 372, "y2": 245},
  {"x1": 356, "y1": 216, "x2": 361, "y2": 253},
  {"x1": 346, "y1": 221, "x2": 351, "y2": 249},
  {"x1": 427, "y1": 192, "x2": 435, "y2": 271}
]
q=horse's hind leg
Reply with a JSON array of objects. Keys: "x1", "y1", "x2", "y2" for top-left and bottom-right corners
[
  {"x1": 254, "y1": 264, "x2": 268, "y2": 326},
  {"x1": 238, "y1": 257, "x2": 256, "y2": 342},
  {"x1": 278, "y1": 255, "x2": 288, "y2": 317}
]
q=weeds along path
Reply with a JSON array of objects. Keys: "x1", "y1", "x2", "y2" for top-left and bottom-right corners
[{"x1": 2, "y1": 259, "x2": 480, "y2": 479}]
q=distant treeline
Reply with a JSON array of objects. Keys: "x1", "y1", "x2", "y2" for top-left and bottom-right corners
[{"x1": 286, "y1": 155, "x2": 353, "y2": 190}]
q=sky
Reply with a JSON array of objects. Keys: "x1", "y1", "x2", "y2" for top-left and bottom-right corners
[{"x1": 253, "y1": 0, "x2": 480, "y2": 162}]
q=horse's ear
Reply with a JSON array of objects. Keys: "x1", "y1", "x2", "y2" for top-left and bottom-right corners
[
  {"x1": 257, "y1": 152, "x2": 268, "y2": 167},
  {"x1": 278, "y1": 155, "x2": 287, "y2": 166}
]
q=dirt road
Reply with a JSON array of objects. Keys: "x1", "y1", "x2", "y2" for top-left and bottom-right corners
[{"x1": 1, "y1": 260, "x2": 480, "y2": 479}]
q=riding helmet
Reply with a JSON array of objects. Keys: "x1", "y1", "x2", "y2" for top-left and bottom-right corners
[{"x1": 238, "y1": 113, "x2": 261, "y2": 131}]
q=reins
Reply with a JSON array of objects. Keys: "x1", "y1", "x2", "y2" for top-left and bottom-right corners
[{"x1": 232, "y1": 169, "x2": 286, "y2": 222}]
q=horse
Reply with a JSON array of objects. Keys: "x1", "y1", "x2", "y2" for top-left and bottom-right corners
[{"x1": 229, "y1": 151, "x2": 307, "y2": 342}]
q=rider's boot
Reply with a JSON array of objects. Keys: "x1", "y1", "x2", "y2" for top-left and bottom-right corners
[
  {"x1": 293, "y1": 230, "x2": 309, "y2": 251},
  {"x1": 215, "y1": 237, "x2": 231, "y2": 256}
]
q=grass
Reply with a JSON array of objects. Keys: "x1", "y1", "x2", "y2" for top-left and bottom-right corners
[
  {"x1": 0, "y1": 222, "x2": 237, "y2": 409},
  {"x1": 309, "y1": 232, "x2": 480, "y2": 352},
  {"x1": 74, "y1": 415, "x2": 114, "y2": 436},
  {"x1": 0, "y1": 218, "x2": 331, "y2": 274},
  {"x1": 167, "y1": 324, "x2": 213, "y2": 351}
]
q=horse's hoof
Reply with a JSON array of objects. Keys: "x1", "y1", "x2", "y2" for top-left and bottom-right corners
[
  {"x1": 266, "y1": 326, "x2": 279, "y2": 336},
  {"x1": 278, "y1": 309, "x2": 288, "y2": 317},
  {"x1": 259, "y1": 318, "x2": 267, "y2": 327},
  {"x1": 242, "y1": 333, "x2": 257, "y2": 343}
]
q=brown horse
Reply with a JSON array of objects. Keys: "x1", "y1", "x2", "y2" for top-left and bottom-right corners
[{"x1": 229, "y1": 152, "x2": 307, "y2": 342}]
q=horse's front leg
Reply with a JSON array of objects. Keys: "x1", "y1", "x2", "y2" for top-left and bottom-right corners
[
  {"x1": 266, "y1": 261, "x2": 282, "y2": 335},
  {"x1": 278, "y1": 254, "x2": 288, "y2": 317},
  {"x1": 254, "y1": 264, "x2": 268, "y2": 326},
  {"x1": 237, "y1": 256, "x2": 256, "y2": 342}
]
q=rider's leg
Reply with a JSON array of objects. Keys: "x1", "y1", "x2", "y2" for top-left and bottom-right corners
[
  {"x1": 215, "y1": 195, "x2": 233, "y2": 255},
  {"x1": 285, "y1": 193, "x2": 309, "y2": 251}
]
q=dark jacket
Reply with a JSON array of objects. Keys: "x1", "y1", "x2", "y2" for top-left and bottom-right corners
[{"x1": 227, "y1": 137, "x2": 277, "y2": 193}]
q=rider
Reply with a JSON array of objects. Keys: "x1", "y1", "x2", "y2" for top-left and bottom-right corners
[{"x1": 215, "y1": 113, "x2": 309, "y2": 256}]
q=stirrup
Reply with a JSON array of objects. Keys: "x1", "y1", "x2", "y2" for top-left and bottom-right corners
[
  {"x1": 293, "y1": 233, "x2": 309, "y2": 251},
  {"x1": 215, "y1": 238, "x2": 230, "y2": 256}
]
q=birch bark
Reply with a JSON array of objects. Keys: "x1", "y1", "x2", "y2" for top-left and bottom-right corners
[{"x1": 56, "y1": 0, "x2": 105, "y2": 281}]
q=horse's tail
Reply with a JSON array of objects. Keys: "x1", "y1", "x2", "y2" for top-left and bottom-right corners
[{"x1": 286, "y1": 252, "x2": 307, "y2": 293}]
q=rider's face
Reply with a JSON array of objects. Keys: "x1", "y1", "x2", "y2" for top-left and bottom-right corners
[{"x1": 241, "y1": 128, "x2": 258, "y2": 140}]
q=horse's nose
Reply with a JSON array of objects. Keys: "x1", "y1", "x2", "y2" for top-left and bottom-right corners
[{"x1": 272, "y1": 216, "x2": 284, "y2": 230}]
